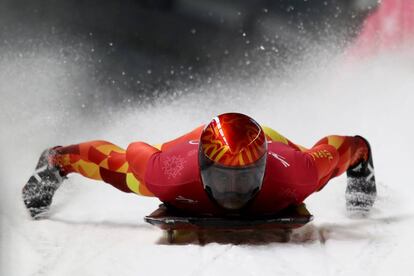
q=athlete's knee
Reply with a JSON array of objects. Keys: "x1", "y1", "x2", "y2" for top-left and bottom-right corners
[
  {"x1": 308, "y1": 144, "x2": 340, "y2": 181},
  {"x1": 126, "y1": 142, "x2": 159, "y2": 162},
  {"x1": 313, "y1": 135, "x2": 348, "y2": 150}
]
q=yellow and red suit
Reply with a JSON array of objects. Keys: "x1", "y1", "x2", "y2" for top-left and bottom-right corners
[{"x1": 51, "y1": 126, "x2": 368, "y2": 215}]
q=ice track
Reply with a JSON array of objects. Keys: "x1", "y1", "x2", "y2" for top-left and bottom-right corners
[{"x1": 1, "y1": 50, "x2": 414, "y2": 276}]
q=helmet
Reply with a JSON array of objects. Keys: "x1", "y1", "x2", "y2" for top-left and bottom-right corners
[{"x1": 199, "y1": 113, "x2": 267, "y2": 210}]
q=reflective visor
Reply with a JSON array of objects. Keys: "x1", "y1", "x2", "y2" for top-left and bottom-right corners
[{"x1": 200, "y1": 154, "x2": 266, "y2": 210}]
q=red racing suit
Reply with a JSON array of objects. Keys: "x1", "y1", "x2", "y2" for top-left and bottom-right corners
[{"x1": 52, "y1": 125, "x2": 368, "y2": 216}]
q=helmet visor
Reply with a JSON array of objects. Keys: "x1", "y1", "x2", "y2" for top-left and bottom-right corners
[{"x1": 200, "y1": 155, "x2": 266, "y2": 210}]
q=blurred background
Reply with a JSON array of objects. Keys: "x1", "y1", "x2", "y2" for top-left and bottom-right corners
[{"x1": 0, "y1": 0, "x2": 379, "y2": 106}]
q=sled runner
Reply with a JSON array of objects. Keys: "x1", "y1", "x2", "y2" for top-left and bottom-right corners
[{"x1": 144, "y1": 203, "x2": 313, "y2": 244}]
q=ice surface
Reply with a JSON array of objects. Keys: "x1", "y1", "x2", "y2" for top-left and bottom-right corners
[{"x1": 1, "y1": 46, "x2": 414, "y2": 276}]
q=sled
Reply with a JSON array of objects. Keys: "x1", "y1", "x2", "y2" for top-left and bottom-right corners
[{"x1": 144, "y1": 203, "x2": 313, "y2": 244}]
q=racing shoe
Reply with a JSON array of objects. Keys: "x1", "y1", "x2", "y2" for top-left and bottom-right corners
[
  {"x1": 22, "y1": 148, "x2": 64, "y2": 219},
  {"x1": 345, "y1": 136, "x2": 377, "y2": 213}
]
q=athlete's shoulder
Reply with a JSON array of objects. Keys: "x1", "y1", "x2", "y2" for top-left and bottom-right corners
[
  {"x1": 261, "y1": 125, "x2": 307, "y2": 152},
  {"x1": 261, "y1": 125, "x2": 290, "y2": 144},
  {"x1": 160, "y1": 124, "x2": 205, "y2": 151}
]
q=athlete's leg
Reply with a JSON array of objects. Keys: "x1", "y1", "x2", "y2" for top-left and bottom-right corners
[
  {"x1": 307, "y1": 135, "x2": 370, "y2": 190},
  {"x1": 309, "y1": 135, "x2": 376, "y2": 211},
  {"x1": 51, "y1": 141, "x2": 153, "y2": 196},
  {"x1": 22, "y1": 140, "x2": 155, "y2": 218}
]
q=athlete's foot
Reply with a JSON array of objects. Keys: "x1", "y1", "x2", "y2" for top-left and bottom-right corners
[
  {"x1": 345, "y1": 136, "x2": 377, "y2": 213},
  {"x1": 22, "y1": 148, "x2": 64, "y2": 219}
]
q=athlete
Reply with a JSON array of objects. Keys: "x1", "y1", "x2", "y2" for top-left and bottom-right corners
[{"x1": 22, "y1": 113, "x2": 376, "y2": 218}]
